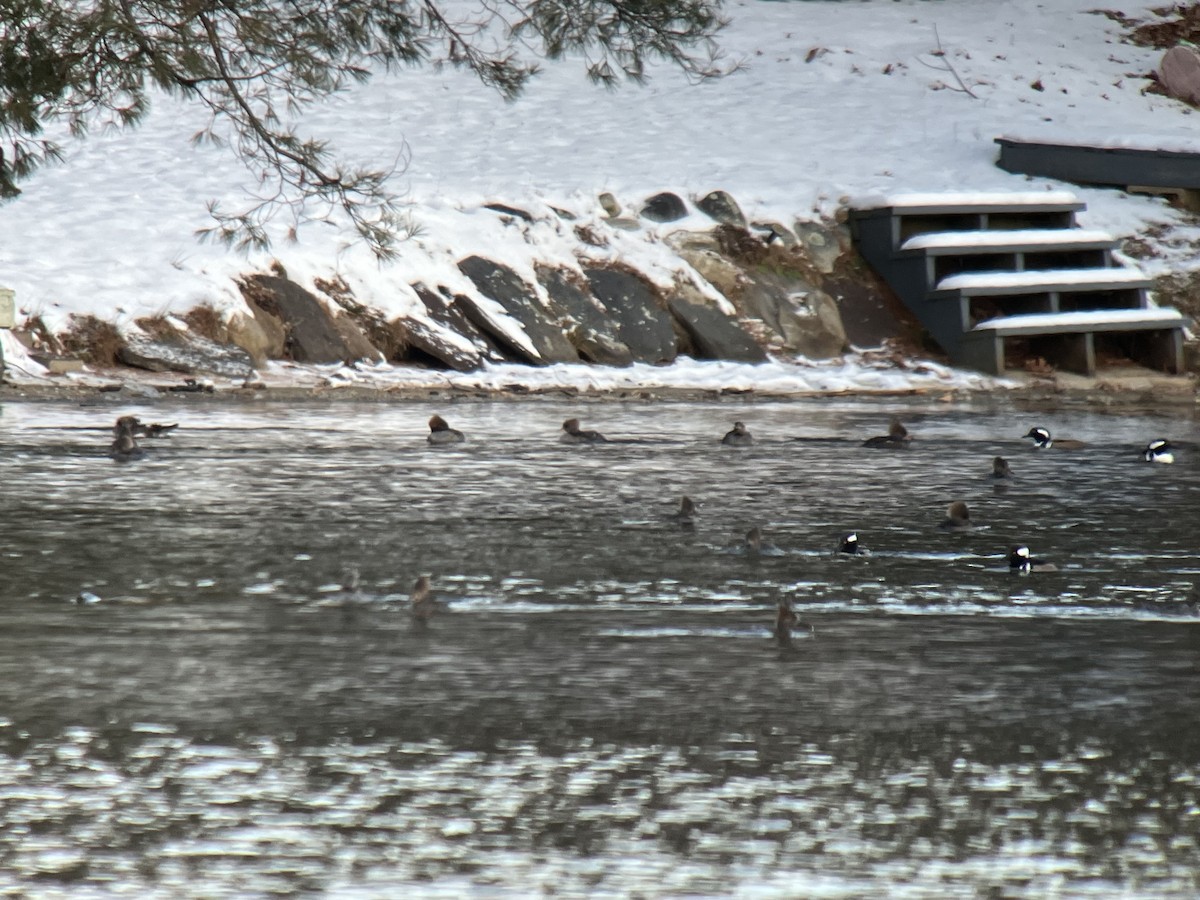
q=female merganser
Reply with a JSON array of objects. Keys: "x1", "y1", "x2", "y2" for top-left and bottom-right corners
[
  {"x1": 561, "y1": 418, "x2": 607, "y2": 443},
  {"x1": 863, "y1": 418, "x2": 912, "y2": 449},
  {"x1": 667, "y1": 496, "x2": 698, "y2": 529},
  {"x1": 992, "y1": 457, "x2": 1013, "y2": 479},
  {"x1": 410, "y1": 575, "x2": 437, "y2": 624},
  {"x1": 109, "y1": 417, "x2": 144, "y2": 461},
  {"x1": 722, "y1": 422, "x2": 753, "y2": 446},
  {"x1": 937, "y1": 500, "x2": 973, "y2": 531},
  {"x1": 427, "y1": 414, "x2": 465, "y2": 445}
]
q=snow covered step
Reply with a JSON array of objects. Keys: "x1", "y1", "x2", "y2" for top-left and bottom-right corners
[
  {"x1": 958, "y1": 308, "x2": 1186, "y2": 376},
  {"x1": 934, "y1": 267, "x2": 1152, "y2": 295},
  {"x1": 901, "y1": 228, "x2": 1120, "y2": 283}
]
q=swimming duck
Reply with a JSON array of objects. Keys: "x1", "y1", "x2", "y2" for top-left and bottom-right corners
[
  {"x1": 773, "y1": 598, "x2": 799, "y2": 645},
  {"x1": 115, "y1": 415, "x2": 178, "y2": 438},
  {"x1": 109, "y1": 418, "x2": 145, "y2": 462},
  {"x1": 722, "y1": 421, "x2": 753, "y2": 446},
  {"x1": 667, "y1": 496, "x2": 697, "y2": 529},
  {"x1": 410, "y1": 575, "x2": 437, "y2": 624},
  {"x1": 427, "y1": 414, "x2": 465, "y2": 445},
  {"x1": 991, "y1": 457, "x2": 1013, "y2": 479},
  {"x1": 742, "y1": 526, "x2": 783, "y2": 556},
  {"x1": 1008, "y1": 545, "x2": 1057, "y2": 573},
  {"x1": 838, "y1": 531, "x2": 865, "y2": 555},
  {"x1": 862, "y1": 418, "x2": 912, "y2": 449},
  {"x1": 1024, "y1": 427, "x2": 1085, "y2": 450},
  {"x1": 560, "y1": 417, "x2": 607, "y2": 443},
  {"x1": 937, "y1": 500, "x2": 973, "y2": 531},
  {"x1": 1142, "y1": 439, "x2": 1174, "y2": 464}
]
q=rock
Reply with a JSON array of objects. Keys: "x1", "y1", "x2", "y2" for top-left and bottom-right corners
[
  {"x1": 751, "y1": 221, "x2": 798, "y2": 247},
  {"x1": 225, "y1": 301, "x2": 286, "y2": 366},
  {"x1": 241, "y1": 274, "x2": 361, "y2": 363},
  {"x1": 538, "y1": 268, "x2": 633, "y2": 366},
  {"x1": 668, "y1": 296, "x2": 768, "y2": 363},
  {"x1": 399, "y1": 285, "x2": 496, "y2": 371},
  {"x1": 696, "y1": 190, "x2": 747, "y2": 228},
  {"x1": 598, "y1": 192, "x2": 622, "y2": 217},
  {"x1": 793, "y1": 221, "x2": 844, "y2": 274},
  {"x1": 119, "y1": 330, "x2": 255, "y2": 379},
  {"x1": 332, "y1": 314, "x2": 384, "y2": 363},
  {"x1": 640, "y1": 192, "x2": 688, "y2": 223},
  {"x1": 457, "y1": 257, "x2": 580, "y2": 365},
  {"x1": 483, "y1": 202, "x2": 535, "y2": 222},
  {"x1": 1160, "y1": 45, "x2": 1200, "y2": 105},
  {"x1": 583, "y1": 268, "x2": 677, "y2": 364}
]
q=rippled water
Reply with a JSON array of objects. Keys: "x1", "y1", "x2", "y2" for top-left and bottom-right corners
[{"x1": 1, "y1": 397, "x2": 1198, "y2": 897}]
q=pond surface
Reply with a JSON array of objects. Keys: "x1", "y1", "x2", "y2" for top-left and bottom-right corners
[{"x1": 0, "y1": 397, "x2": 1198, "y2": 897}]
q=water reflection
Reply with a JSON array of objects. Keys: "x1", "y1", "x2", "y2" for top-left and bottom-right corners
[{"x1": 0, "y1": 399, "x2": 1197, "y2": 895}]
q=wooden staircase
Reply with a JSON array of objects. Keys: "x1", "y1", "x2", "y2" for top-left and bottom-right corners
[{"x1": 849, "y1": 192, "x2": 1187, "y2": 376}]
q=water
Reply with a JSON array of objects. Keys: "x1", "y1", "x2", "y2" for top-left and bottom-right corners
[{"x1": 0, "y1": 398, "x2": 1198, "y2": 897}]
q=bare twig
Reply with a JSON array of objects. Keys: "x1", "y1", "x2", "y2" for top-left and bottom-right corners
[{"x1": 917, "y1": 25, "x2": 978, "y2": 99}]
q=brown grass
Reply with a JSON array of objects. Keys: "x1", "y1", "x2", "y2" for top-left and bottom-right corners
[
  {"x1": 60, "y1": 315, "x2": 123, "y2": 366},
  {"x1": 184, "y1": 305, "x2": 226, "y2": 342}
]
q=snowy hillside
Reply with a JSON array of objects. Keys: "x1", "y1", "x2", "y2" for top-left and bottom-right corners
[{"x1": 0, "y1": 0, "x2": 1197, "y2": 392}]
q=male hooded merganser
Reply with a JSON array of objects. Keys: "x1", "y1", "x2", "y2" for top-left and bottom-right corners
[
  {"x1": 722, "y1": 421, "x2": 753, "y2": 446},
  {"x1": 1008, "y1": 545, "x2": 1057, "y2": 573},
  {"x1": 667, "y1": 496, "x2": 697, "y2": 529},
  {"x1": 838, "y1": 531, "x2": 865, "y2": 555},
  {"x1": 1024, "y1": 427, "x2": 1085, "y2": 450},
  {"x1": 410, "y1": 575, "x2": 437, "y2": 624},
  {"x1": 1142, "y1": 439, "x2": 1175, "y2": 464},
  {"x1": 991, "y1": 457, "x2": 1013, "y2": 479},
  {"x1": 427, "y1": 414, "x2": 465, "y2": 445},
  {"x1": 937, "y1": 500, "x2": 973, "y2": 530},
  {"x1": 862, "y1": 418, "x2": 912, "y2": 449},
  {"x1": 110, "y1": 417, "x2": 145, "y2": 461},
  {"x1": 560, "y1": 417, "x2": 607, "y2": 443}
]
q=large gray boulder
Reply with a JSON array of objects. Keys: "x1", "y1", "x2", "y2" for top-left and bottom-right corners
[
  {"x1": 640, "y1": 192, "x2": 688, "y2": 223},
  {"x1": 404, "y1": 285, "x2": 506, "y2": 371},
  {"x1": 119, "y1": 330, "x2": 255, "y2": 379},
  {"x1": 242, "y1": 274, "x2": 371, "y2": 363},
  {"x1": 583, "y1": 268, "x2": 678, "y2": 364},
  {"x1": 1160, "y1": 45, "x2": 1200, "y2": 106},
  {"x1": 668, "y1": 295, "x2": 768, "y2": 363},
  {"x1": 538, "y1": 267, "x2": 633, "y2": 366},
  {"x1": 457, "y1": 257, "x2": 580, "y2": 365},
  {"x1": 696, "y1": 190, "x2": 747, "y2": 229}
]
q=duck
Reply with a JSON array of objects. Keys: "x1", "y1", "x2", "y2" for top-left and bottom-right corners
[
  {"x1": 1008, "y1": 545, "x2": 1057, "y2": 573},
  {"x1": 1142, "y1": 439, "x2": 1175, "y2": 464},
  {"x1": 838, "y1": 531, "x2": 865, "y2": 555},
  {"x1": 1024, "y1": 427, "x2": 1085, "y2": 450},
  {"x1": 427, "y1": 414, "x2": 465, "y2": 445},
  {"x1": 722, "y1": 421, "x2": 753, "y2": 447},
  {"x1": 410, "y1": 575, "x2": 437, "y2": 625},
  {"x1": 991, "y1": 457, "x2": 1013, "y2": 479},
  {"x1": 862, "y1": 418, "x2": 912, "y2": 449},
  {"x1": 560, "y1": 417, "x2": 607, "y2": 443},
  {"x1": 937, "y1": 500, "x2": 973, "y2": 531},
  {"x1": 109, "y1": 418, "x2": 145, "y2": 462},
  {"x1": 114, "y1": 415, "x2": 178, "y2": 438},
  {"x1": 666, "y1": 496, "x2": 697, "y2": 529},
  {"x1": 743, "y1": 526, "x2": 783, "y2": 556},
  {"x1": 773, "y1": 598, "x2": 799, "y2": 645}
]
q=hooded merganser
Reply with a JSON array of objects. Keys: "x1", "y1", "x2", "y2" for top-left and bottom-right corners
[
  {"x1": 410, "y1": 575, "x2": 437, "y2": 624},
  {"x1": 773, "y1": 598, "x2": 798, "y2": 644},
  {"x1": 743, "y1": 526, "x2": 783, "y2": 556},
  {"x1": 937, "y1": 500, "x2": 973, "y2": 531},
  {"x1": 115, "y1": 415, "x2": 178, "y2": 438},
  {"x1": 722, "y1": 421, "x2": 753, "y2": 446},
  {"x1": 560, "y1": 417, "x2": 607, "y2": 443},
  {"x1": 1008, "y1": 545, "x2": 1057, "y2": 573},
  {"x1": 838, "y1": 531, "x2": 865, "y2": 555},
  {"x1": 992, "y1": 457, "x2": 1013, "y2": 479},
  {"x1": 667, "y1": 495, "x2": 698, "y2": 529},
  {"x1": 862, "y1": 418, "x2": 912, "y2": 449},
  {"x1": 1024, "y1": 427, "x2": 1085, "y2": 450},
  {"x1": 427, "y1": 414, "x2": 465, "y2": 445},
  {"x1": 1142, "y1": 439, "x2": 1174, "y2": 464},
  {"x1": 110, "y1": 417, "x2": 145, "y2": 461}
]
